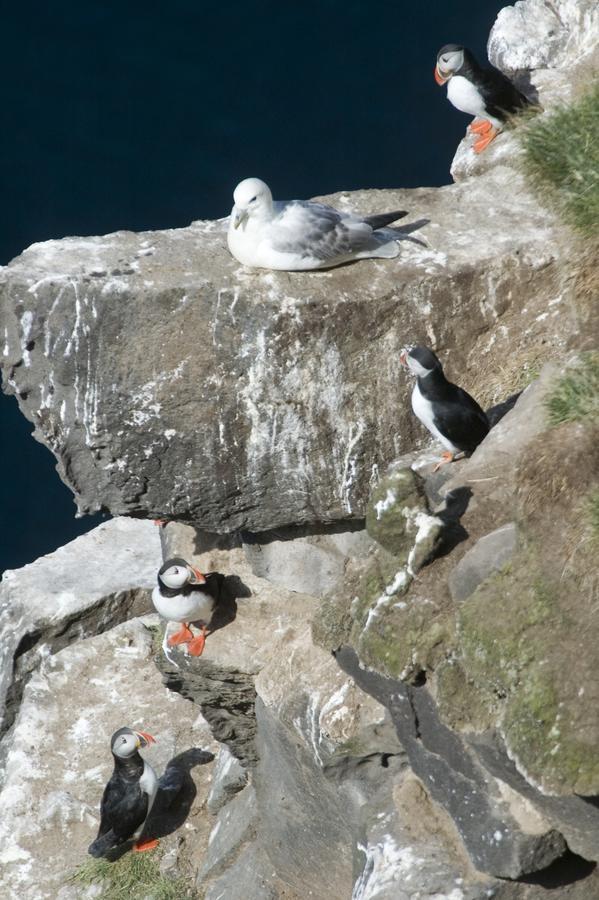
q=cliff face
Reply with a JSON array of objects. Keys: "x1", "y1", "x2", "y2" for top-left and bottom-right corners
[
  {"x1": 0, "y1": 1, "x2": 598, "y2": 898},
  {"x1": 0, "y1": 175, "x2": 564, "y2": 532}
]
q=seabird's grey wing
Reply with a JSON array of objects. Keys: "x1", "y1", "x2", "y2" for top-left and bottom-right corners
[
  {"x1": 363, "y1": 210, "x2": 408, "y2": 230},
  {"x1": 271, "y1": 201, "x2": 377, "y2": 262}
]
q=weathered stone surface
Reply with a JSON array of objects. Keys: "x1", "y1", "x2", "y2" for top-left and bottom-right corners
[
  {"x1": 206, "y1": 745, "x2": 248, "y2": 813},
  {"x1": 155, "y1": 522, "x2": 501, "y2": 897},
  {"x1": 0, "y1": 616, "x2": 219, "y2": 900},
  {"x1": 0, "y1": 517, "x2": 161, "y2": 736},
  {"x1": 242, "y1": 522, "x2": 375, "y2": 596},
  {"x1": 448, "y1": 522, "x2": 518, "y2": 602},
  {"x1": 315, "y1": 465, "x2": 444, "y2": 682},
  {"x1": 198, "y1": 784, "x2": 257, "y2": 882},
  {"x1": 451, "y1": 0, "x2": 599, "y2": 182},
  {"x1": 489, "y1": 0, "x2": 599, "y2": 90},
  {"x1": 336, "y1": 647, "x2": 566, "y2": 880},
  {"x1": 0, "y1": 163, "x2": 566, "y2": 533}
]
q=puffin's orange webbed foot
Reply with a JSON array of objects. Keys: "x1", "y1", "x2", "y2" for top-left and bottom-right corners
[
  {"x1": 468, "y1": 119, "x2": 493, "y2": 135},
  {"x1": 167, "y1": 624, "x2": 194, "y2": 647},
  {"x1": 133, "y1": 838, "x2": 159, "y2": 852},
  {"x1": 187, "y1": 625, "x2": 208, "y2": 657},
  {"x1": 433, "y1": 451, "x2": 455, "y2": 473},
  {"x1": 153, "y1": 519, "x2": 166, "y2": 527},
  {"x1": 473, "y1": 127, "x2": 499, "y2": 153}
]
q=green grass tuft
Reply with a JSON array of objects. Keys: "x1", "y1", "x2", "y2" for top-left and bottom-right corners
[
  {"x1": 68, "y1": 851, "x2": 196, "y2": 900},
  {"x1": 546, "y1": 353, "x2": 599, "y2": 426},
  {"x1": 521, "y1": 81, "x2": 599, "y2": 236}
]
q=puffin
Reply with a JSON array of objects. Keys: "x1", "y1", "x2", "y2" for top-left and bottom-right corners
[
  {"x1": 88, "y1": 727, "x2": 158, "y2": 857},
  {"x1": 227, "y1": 177, "x2": 409, "y2": 271},
  {"x1": 400, "y1": 346, "x2": 489, "y2": 470},
  {"x1": 434, "y1": 44, "x2": 531, "y2": 152},
  {"x1": 152, "y1": 557, "x2": 216, "y2": 656}
]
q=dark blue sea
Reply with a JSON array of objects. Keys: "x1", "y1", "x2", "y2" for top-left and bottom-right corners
[{"x1": 0, "y1": 0, "x2": 503, "y2": 573}]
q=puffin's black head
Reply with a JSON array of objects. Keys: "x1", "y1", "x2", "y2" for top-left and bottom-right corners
[
  {"x1": 400, "y1": 346, "x2": 443, "y2": 378},
  {"x1": 157, "y1": 557, "x2": 206, "y2": 595},
  {"x1": 435, "y1": 44, "x2": 467, "y2": 84},
  {"x1": 110, "y1": 726, "x2": 156, "y2": 759}
]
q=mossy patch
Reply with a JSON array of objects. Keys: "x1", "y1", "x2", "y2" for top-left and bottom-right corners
[
  {"x1": 546, "y1": 352, "x2": 599, "y2": 426},
  {"x1": 521, "y1": 80, "x2": 599, "y2": 237},
  {"x1": 435, "y1": 659, "x2": 492, "y2": 733},
  {"x1": 365, "y1": 467, "x2": 426, "y2": 556},
  {"x1": 68, "y1": 851, "x2": 196, "y2": 899},
  {"x1": 358, "y1": 603, "x2": 451, "y2": 682},
  {"x1": 457, "y1": 545, "x2": 599, "y2": 794}
]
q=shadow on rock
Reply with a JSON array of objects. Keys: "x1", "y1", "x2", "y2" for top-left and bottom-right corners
[
  {"x1": 486, "y1": 390, "x2": 522, "y2": 428},
  {"x1": 516, "y1": 850, "x2": 596, "y2": 888},
  {"x1": 196, "y1": 572, "x2": 251, "y2": 636},
  {"x1": 147, "y1": 747, "x2": 214, "y2": 839},
  {"x1": 434, "y1": 486, "x2": 473, "y2": 559},
  {"x1": 240, "y1": 518, "x2": 365, "y2": 548}
]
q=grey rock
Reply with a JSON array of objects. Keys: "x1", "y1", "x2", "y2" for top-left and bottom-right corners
[
  {"x1": 249, "y1": 698, "x2": 355, "y2": 898},
  {"x1": 0, "y1": 616, "x2": 220, "y2": 900},
  {"x1": 449, "y1": 522, "x2": 518, "y2": 602},
  {"x1": 242, "y1": 522, "x2": 375, "y2": 596},
  {"x1": 0, "y1": 168, "x2": 563, "y2": 533},
  {"x1": 157, "y1": 652, "x2": 258, "y2": 769},
  {"x1": 336, "y1": 646, "x2": 567, "y2": 880},
  {"x1": 206, "y1": 746, "x2": 248, "y2": 813},
  {"x1": 198, "y1": 785, "x2": 257, "y2": 882},
  {"x1": 470, "y1": 732, "x2": 599, "y2": 865},
  {"x1": 489, "y1": 0, "x2": 599, "y2": 77},
  {"x1": 0, "y1": 517, "x2": 160, "y2": 737},
  {"x1": 204, "y1": 846, "x2": 280, "y2": 900}
]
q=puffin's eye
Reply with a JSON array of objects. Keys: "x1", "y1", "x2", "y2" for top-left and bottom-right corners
[
  {"x1": 121, "y1": 737, "x2": 127, "y2": 743},
  {"x1": 249, "y1": 196, "x2": 257, "y2": 203}
]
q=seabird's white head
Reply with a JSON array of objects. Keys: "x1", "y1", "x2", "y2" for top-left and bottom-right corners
[
  {"x1": 400, "y1": 346, "x2": 442, "y2": 379},
  {"x1": 110, "y1": 727, "x2": 156, "y2": 759},
  {"x1": 231, "y1": 178, "x2": 274, "y2": 231},
  {"x1": 157, "y1": 557, "x2": 206, "y2": 593},
  {"x1": 435, "y1": 45, "x2": 465, "y2": 84}
]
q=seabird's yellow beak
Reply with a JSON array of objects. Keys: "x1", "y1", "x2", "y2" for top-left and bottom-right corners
[{"x1": 233, "y1": 208, "x2": 248, "y2": 230}]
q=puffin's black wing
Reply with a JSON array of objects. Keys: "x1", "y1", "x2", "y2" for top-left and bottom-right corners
[
  {"x1": 433, "y1": 388, "x2": 490, "y2": 454},
  {"x1": 97, "y1": 774, "x2": 149, "y2": 842},
  {"x1": 478, "y1": 66, "x2": 530, "y2": 120}
]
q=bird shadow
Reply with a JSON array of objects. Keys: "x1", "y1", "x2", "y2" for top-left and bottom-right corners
[
  {"x1": 485, "y1": 390, "x2": 522, "y2": 428},
  {"x1": 146, "y1": 748, "x2": 215, "y2": 839},
  {"x1": 433, "y1": 486, "x2": 473, "y2": 559},
  {"x1": 189, "y1": 571, "x2": 252, "y2": 636},
  {"x1": 102, "y1": 748, "x2": 215, "y2": 861}
]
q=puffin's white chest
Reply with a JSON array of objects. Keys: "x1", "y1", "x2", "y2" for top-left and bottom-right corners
[
  {"x1": 411, "y1": 383, "x2": 458, "y2": 453},
  {"x1": 152, "y1": 586, "x2": 215, "y2": 624},
  {"x1": 447, "y1": 75, "x2": 486, "y2": 118},
  {"x1": 133, "y1": 761, "x2": 158, "y2": 837}
]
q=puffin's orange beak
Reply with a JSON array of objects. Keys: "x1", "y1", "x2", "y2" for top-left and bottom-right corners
[
  {"x1": 135, "y1": 730, "x2": 156, "y2": 747},
  {"x1": 188, "y1": 566, "x2": 207, "y2": 585},
  {"x1": 399, "y1": 350, "x2": 408, "y2": 367},
  {"x1": 434, "y1": 65, "x2": 448, "y2": 85}
]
